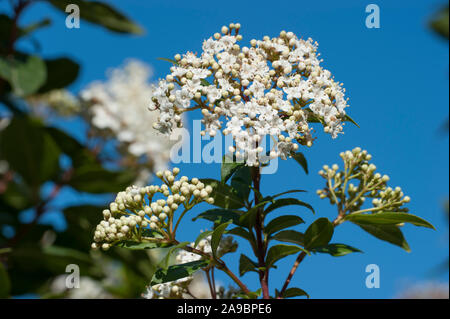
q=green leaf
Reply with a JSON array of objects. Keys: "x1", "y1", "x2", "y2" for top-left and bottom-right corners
[
  {"x1": 264, "y1": 198, "x2": 314, "y2": 216},
  {"x1": 221, "y1": 153, "x2": 245, "y2": 183},
  {"x1": 194, "y1": 230, "x2": 213, "y2": 249},
  {"x1": 0, "y1": 117, "x2": 60, "y2": 189},
  {"x1": 160, "y1": 242, "x2": 190, "y2": 269},
  {"x1": 48, "y1": 0, "x2": 143, "y2": 34},
  {"x1": 231, "y1": 166, "x2": 252, "y2": 200},
  {"x1": 345, "y1": 212, "x2": 435, "y2": 229},
  {"x1": 0, "y1": 262, "x2": 10, "y2": 298},
  {"x1": 211, "y1": 221, "x2": 231, "y2": 257},
  {"x1": 304, "y1": 218, "x2": 334, "y2": 249},
  {"x1": 151, "y1": 260, "x2": 209, "y2": 285},
  {"x1": 353, "y1": 222, "x2": 411, "y2": 252},
  {"x1": 271, "y1": 189, "x2": 306, "y2": 199},
  {"x1": 0, "y1": 54, "x2": 47, "y2": 96},
  {"x1": 115, "y1": 241, "x2": 173, "y2": 250},
  {"x1": 200, "y1": 178, "x2": 245, "y2": 209},
  {"x1": 157, "y1": 57, "x2": 179, "y2": 65},
  {"x1": 312, "y1": 243, "x2": 362, "y2": 257},
  {"x1": 266, "y1": 244, "x2": 302, "y2": 268},
  {"x1": 292, "y1": 152, "x2": 308, "y2": 174},
  {"x1": 282, "y1": 287, "x2": 309, "y2": 299},
  {"x1": 430, "y1": 6, "x2": 449, "y2": 40},
  {"x1": 271, "y1": 230, "x2": 305, "y2": 246},
  {"x1": 343, "y1": 114, "x2": 360, "y2": 128},
  {"x1": 38, "y1": 57, "x2": 80, "y2": 93},
  {"x1": 264, "y1": 215, "x2": 304, "y2": 236},
  {"x1": 69, "y1": 165, "x2": 135, "y2": 194},
  {"x1": 239, "y1": 254, "x2": 258, "y2": 276},
  {"x1": 193, "y1": 208, "x2": 242, "y2": 226},
  {"x1": 239, "y1": 200, "x2": 271, "y2": 228},
  {"x1": 45, "y1": 126, "x2": 96, "y2": 168},
  {"x1": 227, "y1": 227, "x2": 254, "y2": 242}
]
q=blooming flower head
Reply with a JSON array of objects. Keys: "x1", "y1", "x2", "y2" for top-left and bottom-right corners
[
  {"x1": 80, "y1": 60, "x2": 177, "y2": 181},
  {"x1": 150, "y1": 24, "x2": 350, "y2": 166}
]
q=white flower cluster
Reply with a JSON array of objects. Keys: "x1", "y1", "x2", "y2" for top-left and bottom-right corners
[
  {"x1": 150, "y1": 23, "x2": 349, "y2": 166},
  {"x1": 317, "y1": 148, "x2": 410, "y2": 213},
  {"x1": 91, "y1": 168, "x2": 215, "y2": 250},
  {"x1": 143, "y1": 234, "x2": 236, "y2": 299},
  {"x1": 81, "y1": 60, "x2": 175, "y2": 172}
]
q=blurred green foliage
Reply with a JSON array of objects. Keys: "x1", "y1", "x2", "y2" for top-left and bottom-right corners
[{"x1": 0, "y1": 0, "x2": 156, "y2": 298}]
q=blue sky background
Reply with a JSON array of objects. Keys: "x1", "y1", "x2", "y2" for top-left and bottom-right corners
[{"x1": 2, "y1": 0, "x2": 448, "y2": 298}]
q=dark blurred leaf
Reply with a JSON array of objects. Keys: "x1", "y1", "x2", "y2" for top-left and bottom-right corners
[
  {"x1": 69, "y1": 165, "x2": 135, "y2": 194},
  {"x1": 0, "y1": 15, "x2": 50, "y2": 49},
  {"x1": 430, "y1": 6, "x2": 449, "y2": 40},
  {"x1": 151, "y1": 260, "x2": 209, "y2": 285},
  {"x1": 38, "y1": 58, "x2": 80, "y2": 93},
  {"x1": 304, "y1": 218, "x2": 334, "y2": 249},
  {"x1": 0, "y1": 117, "x2": 61, "y2": 190},
  {"x1": 48, "y1": 0, "x2": 143, "y2": 34},
  {"x1": 0, "y1": 262, "x2": 11, "y2": 298},
  {"x1": 353, "y1": 222, "x2": 411, "y2": 252},
  {"x1": 0, "y1": 55, "x2": 47, "y2": 96}
]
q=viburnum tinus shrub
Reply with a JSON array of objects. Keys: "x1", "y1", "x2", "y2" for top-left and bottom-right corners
[{"x1": 91, "y1": 23, "x2": 435, "y2": 299}]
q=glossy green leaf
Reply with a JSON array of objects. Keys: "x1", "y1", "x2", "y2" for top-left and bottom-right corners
[
  {"x1": 115, "y1": 241, "x2": 172, "y2": 250},
  {"x1": 211, "y1": 221, "x2": 231, "y2": 257},
  {"x1": 151, "y1": 260, "x2": 209, "y2": 285},
  {"x1": 282, "y1": 287, "x2": 309, "y2": 299},
  {"x1": 157, "y1": 57, "x2": 179, "y2": 65},
  {"x1": 345, "y1": 212, "x2": 435, "y2": 229},
  {"x1": 312, "y1": 243, "x2": 362, "y2": 257},
  {"x1": 292, "y1": 152, "x2": 308, "y2": 174},
  {"x1": 264, "y1": 198, "x2": 314, "y2": 216},
  {"x1": 200, "y1": 178, "x2": 245, "y2": 209},
  {"x1": 227, "y1": 227, "x2": 254, "y2": 242},
  {"x1": 266, "y1": 244, "x2": 302, "y2": 268},
  {"x1": 193, "y1": 208, "x2": 242, "y2": 226},
  {"x1": 304, "y1": 218, "x2": 334, "y2": 249},
  {"x1": 160, "y1": 242, "x2": 190, "y2": 269},
  {"x1": 194, "y1": 230, "x2": 213, "y2": 249},
  {"x1": 239, "y1": 254, "x2": 258, "y2": 276},
  {"x1": 343, "y1": 114, "x2": 360, "y2": 128},
  {"x1": 264, "y1": 215, "x2": 304, "y2": 236},
  {"x1": 271, "y1": 230, "x2": 305, "y2": 246},
  {"x1": 221, "y1": 153, "x2": 245, "y2": 183},
  {"x1": 353, "y1": 222, "x2": 411, "y2": 252},
  {"x1": 48, "y1": 0, "x2": 143, "y2": 34},
  {"x1": 231, "y1": 166, "x2": 252, "y2": 200}
]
